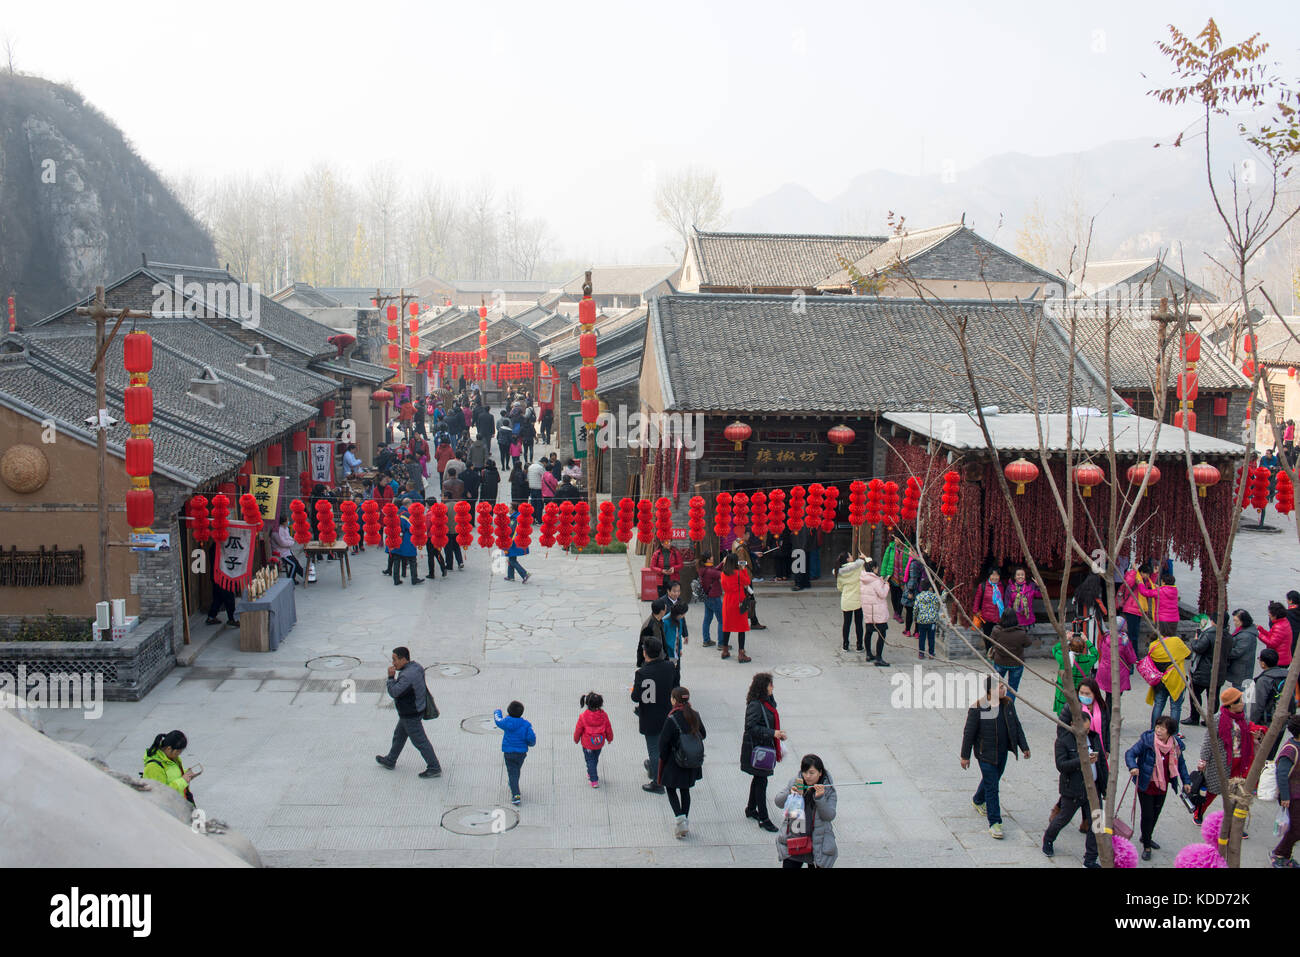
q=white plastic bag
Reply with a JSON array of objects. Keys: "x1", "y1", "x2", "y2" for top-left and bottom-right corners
[
  {"x1": 1274, "y1": 806, "x2": 1290, "y2": 838},
  {"x1": 779, "y1": 738, "x2": 795, "y2": 763},
  {"x1": 784, "y1": 790, "x2": 807, "y2": 833},
  {"x1": 1257, "y1": 761, "x2": 1278, "y2": 802}
]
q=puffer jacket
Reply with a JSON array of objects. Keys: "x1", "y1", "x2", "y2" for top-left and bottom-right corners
[
  {"x1": 1096, "y1": 627, "x2": 1138, "y2": 694},
  {"x1": 836, "y1": 559, "x2": 864, "y2": 611},
  {"x1": 774, "y1": 773, "x2": 837, "y2": 868},
  {"x1": 142, "y1": 750, "x2": 190, "y2": 798},
  {"x1": 1259, "y1": 619, "x2": 1293, "y2": 667},
  {"x1": 573, "y1": 708, "x2": 614, "y2": 750},
  {"x1": 1124, "y1": 730, "x2": 1190, "y2": 792},
  {"x1": 859, "y1": 570, "x2": 891, "y2": 624},
  {"x1": 1138, "y1": 580, "x2": 1179, "y2": 623}
]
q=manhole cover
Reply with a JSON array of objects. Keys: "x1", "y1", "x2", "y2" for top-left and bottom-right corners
[
  {"x1": 305, "y1": 655, "x2": 361, "y2": 671},
  {"x1": 441, "y1": 806, "x2": 519, "y2": 835},
  {"x1": 461, "y1": 714, "x2": 501, "y2": 734},
  {"x1": 773, "y1": 664, "x2": 822, "y2": 679},
  {"x1": 429, "y1": 662, "x2": 479, "y2": 678}
]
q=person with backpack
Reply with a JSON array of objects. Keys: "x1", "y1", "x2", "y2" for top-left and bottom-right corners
[
  {"x1": 142, "y1": 730, "x2": 196, "y2": 804},
  {"x1": 774, "y1": 754, "x2": 838, "y2": 868},
  {"x1": 494, "y1": 701, "x2": 536, "y2": 806},
  {"x1": 1270, "y1": 714, "x2": 1300, "y2": 868},
  {"x1": 912, "y1": 578, "x2": 942, "y2": 660},
  {"x1": 1124, "y1": 715, "x2": 1193, "y2": 860},
  {"x1": 656, "y1": 686, "x2": 706, "y2": 838},
  {"x1": 741, "y1": 672, "x2": 786, "y2": 833},
  {"x1": 1252, "y1": 648, "x2": 1294, "y2": 760},
  {"x1": 960, "y1": 676, "x2": 1030, "y2": 840},
  {"x1": 376, "y1": 647, "x2": 442, "y2": 778},
  {"x1": 574, "y1": 692, "x2": 614, "y2": 788},
  {"x1": 632, "y1": 637, "x2": 676, "y2": 794}
]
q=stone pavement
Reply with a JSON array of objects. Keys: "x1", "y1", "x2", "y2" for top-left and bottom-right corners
[{"x1": 38, "y1": 517, "x2": 1290, "y2": 868}]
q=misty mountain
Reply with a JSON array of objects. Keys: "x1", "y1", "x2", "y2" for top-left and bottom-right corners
[
  {"x1": 0, "y1": 72, "x2": 216, "y2": 325},
  {"x1": 727, "y1": 130, "x2": 1273, "y2": 292}
]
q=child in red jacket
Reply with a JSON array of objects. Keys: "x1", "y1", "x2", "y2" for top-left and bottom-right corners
[{"x1": 574, "y1": 692, "x2": 614, "y2": 788}]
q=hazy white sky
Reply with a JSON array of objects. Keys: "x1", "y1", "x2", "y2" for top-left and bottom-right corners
[{"x1": 4, "y1": 0, "x2": 1297, "y2": 260}]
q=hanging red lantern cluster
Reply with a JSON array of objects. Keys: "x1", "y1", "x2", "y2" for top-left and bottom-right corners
[
  {"x1": 820, "y1": 486, "x2": 838, "y2": 533},
  {"x1": 1004, "y1": 458, "x2": 1040, "y2": 495},
  {"x1": 382, "y1": 502, "x2": 401, "y2": 550},
  {"x1": 939, "y1": 471, "x2": 961, "y2": 520},
  {"x1": 187, "y1": 496, "x2": 211, "y2": 543},
  {"x1": 557, "y1": 502, "x2": 576, "y2": 549},
  {"x1": 315, "y1": 500, "x2": 336, "y2": 544},
  {"x1": 687, "y1": 496, "x2": 707, "y2": 542},
  {"x1": 478, "y1": 304, "x2": 489, "y2": 367},
  {"x1": 865, "y1": 479, "x2": 884, "y2": 528},
  {"x1": 123, "y1": 329, "x2": 155, "y2": 531},
  {"x1": 1073, "y1": 462, "x2": 1104, "y2": 497},
  {"x1": 787, "y1": 485, "x2": 806, "y2": 532},
  {"x1": 210, "y1": 493, "x2": 231, "y2": 544},
  {"x1": 540, "y1": 502, "x2": 559, "y2": 548},
  {"x1": 361, "y1": 500, "x2": 381, "y2": 546},
  {"x1": 1243, "y1": 360, "x2": 1256, "y2": 378},
  {"x1": 339, "y1": 501, "x2": 360, "y2": 548},
  {"x1": 637, "y1": 499, "x2": 654, "y2": 544},
  {"x1": 595, "y1": 501, "x2": 615, "y2": 546},
  {"x1": 750, "y1": 491, "x2": 768, "y2": 537},
  {"x1": 653, "y1": 497, "x2": 673, "y2": 544},
  {"x1": 806, "y1": 483, "x2": 824, "y2": 530},
  {"x1": 846, "y1": 481, "x2": 867, "y2": 527},
  {"x1": 713, "y1": 492, "x2": 732, "y2": 538},
  {"x1": 408, "y1": 503, "x2": 427, "y2": 549},
  {"x1": 768, "y1": 488, "x2": 786, "y2": 535},
  {"x1": 881, "y1": 481, "x2": 901, "y2": 528},
  {"x1": 494, "y1": 362, "x2": 537, "y2": 384},
  {"x1": 827, "y1": 424, "x2": 855, "y2": 455},
  {"x1": 475, "y1": 502, "x2": 494, "y2": 549},
  {"x1": 239, "y1": 493, "x2": 263, "y2": 532},
  {"x1": 453, "y1": 501, "x2": 474, "y2": 548},
  {"x1": 426, "y1": 503, "x2": 450, "y2": 551},
  {"x1": 577, "y1": 279, "x2": 600, "y2": 426},
  {"x1": 1249, "y1": 465, "x2": 1272, "y2": 512},
  {"x1": 386, "y1": 304, "x2": 400, "y2": 371},
  {"x1": 1276, "y1": 470, "x2": 1295, "y2": 515},
  {"x1": 615, "y1": 498, "x2": 635, "y2": 543},
  {"x1": 289, "y1": 499, "x2": 313, "y2": 544},
  {"x1": 493, "y1": 503, "x2": 513, "y2": 551},
  {"x1": 730, "y1": 492, "x2": 749, "y2": 538},
  {"x1": 900, "y1": 478, "x2": 922, "y2": 521},
  {"x1": 1127, "y1": 462, "x2": 1161, "y2": 498},
  {"x1": 573, "y1": 502, "x2": 591, "y2": 549},
  {"x1": 299, "y1": 470, "x2": 313, "y2": 496},
  {"x1": 515, "y1": 503, "x2": 535, "y2": 550},
  {"x1": 724, "y1": 420, "x2": 752, "y2": 452}
]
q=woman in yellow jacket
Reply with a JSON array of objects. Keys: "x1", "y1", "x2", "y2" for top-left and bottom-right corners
[
  {"x1": 835, "y1": 551, "x2": 865, "y2": 652},
  {"x1": 1145, "y1": 633, "x2": 1192, "y2": 729},
  {"x1": 142, "y1": 730, "x2": 196, "y2": 804}
]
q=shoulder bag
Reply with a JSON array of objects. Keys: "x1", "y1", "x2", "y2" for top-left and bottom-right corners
[{"x1": 422, "y1": 682, "x2": 440, "y2": 720}]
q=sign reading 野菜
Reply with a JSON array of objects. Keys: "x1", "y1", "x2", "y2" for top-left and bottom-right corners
[{"x1": 745, "y1": 443, "x2": 828, "y2": 471}]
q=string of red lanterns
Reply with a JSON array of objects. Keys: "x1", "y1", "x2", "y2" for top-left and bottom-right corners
[{"x1": 123, "y1": 329, "x2": 155, "y2": 531}]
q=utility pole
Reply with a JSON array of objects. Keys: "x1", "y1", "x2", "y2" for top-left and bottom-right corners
[
  {"x1": 75, "y1": 286, "x2": 151, "y2": 604},
  {"x1": 371, "y1": 287, "x2": 420, "y2": 387}
]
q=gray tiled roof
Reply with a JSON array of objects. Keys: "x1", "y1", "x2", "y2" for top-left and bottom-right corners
[
  {"x1": 528, "y1": 312, "x2": 575, "y2": 337},
  {"x1": 270, "y1": 282, "x2": 343, "y2": 308},
  {"x1": 691, "y1": 229, "x2": 886, "y2": 288},
  {"x1": 453, "y1": 279, "x2": 558, "y2": 294},
  {"x1": 560, "y1": 264, "x2": 679, "y2": 296},
  {"x1": 820, "y1": 225, "x2": 1059, "y2": 288},
  {"x1": 311, "y1": 356, "x2": 396, "y2": 385},
  {"x1": 649, "y1": 293, "x2": 1118, "y2": 414},
  {"x1": 1067, "y1": 260, "x2": 1218, "y2": 303}
]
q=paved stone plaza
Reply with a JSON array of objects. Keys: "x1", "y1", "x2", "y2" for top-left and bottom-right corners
[{"x1": 39, "y1": 504, "x2": 1295, "y2": 868}]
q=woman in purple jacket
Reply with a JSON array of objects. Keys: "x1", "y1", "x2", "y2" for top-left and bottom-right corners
[{"x1": 1006, "y1": 568, "x2": 1038, "y2": 628}]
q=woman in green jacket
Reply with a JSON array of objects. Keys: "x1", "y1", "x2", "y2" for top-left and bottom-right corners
[
  {"x1": 143, "y1": 730, "x2": 196, "y2": 804},
  {"x1": 882, "y1": 537, "x2": 910, "y2": 624},
  {"x1": 1051, "y1": 633, "x2": 1099, "y2": 713}
]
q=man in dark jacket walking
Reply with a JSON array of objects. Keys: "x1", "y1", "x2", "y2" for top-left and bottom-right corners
[
  {"x1": 475, "y1": 407, "x2": 496, "y2": 443},
  {"x1": 496, "y1": 419, "x2": 514, "y2": 469},
  {"x1": 961, "y1": 676, "x2": 1030, "y2": 839},
  {"x1": 1043, "y1": 702, "x2": 1108, "y2": 865},
  {"x1": 636, "y1": 599, "x2": 668, "y2": 667},
  {"x1": 632, "y1": 637, "x2": 675, "y2": 794},
  {"x1": 376, "y1": 647, "x2": 441, "y2": 777}
]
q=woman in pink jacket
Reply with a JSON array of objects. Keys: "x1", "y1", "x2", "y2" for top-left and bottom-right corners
[
  {"x1": 859, "y1": 556, "x2": 891, "y2": 668},
  {"x1": 1096, "y1": 617, "x2": 1138, "y2": 710},
  {"x1": 1139, "y1": 571, "x2": 1180, "y2": 637},
  {"x1": 1119, "y1": 562, "x2": 1154, "y2": 654},
  {"x1": 1005, "y1": 568, "x2": 1038, "y2": 628},
  {"x1": 1260, "y1": 601, "x2": 1294, "y2": 667}
]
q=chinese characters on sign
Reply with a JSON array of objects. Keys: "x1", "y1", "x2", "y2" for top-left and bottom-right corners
[
  {"x1": 213, "y1": 521, "x2": 256, "y2": 590},
  {"x1": 249, "y1": 475, "x2": 282, "y2": 522},
  {"x1": 308, "y1": 439, "x2": 335, "y2": 486},
  {"x1": 745, "y1": 443, "x2": 828, "y2": 471}
]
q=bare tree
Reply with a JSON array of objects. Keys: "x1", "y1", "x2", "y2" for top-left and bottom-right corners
[
  {"x1": 3, "y1": 35, "x2": 17, "y2": 74},
  {"x1": 654, "y1": 166, "x2": 725, "y2": 257},
  {"x1": 503, "y1": 190, "x2": 550, "y2": 280}
]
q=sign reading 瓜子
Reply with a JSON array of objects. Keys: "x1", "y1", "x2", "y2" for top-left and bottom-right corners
[{"x1": 745, "y1": 443, "x2": 827, "y2": 471}]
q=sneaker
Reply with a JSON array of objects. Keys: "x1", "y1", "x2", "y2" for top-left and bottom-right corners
[
  {"x1": 673, "y1": 814, "x2": 688, "y2": 838},
  {"x1": 702, "y1": 639, "x2": 716, "y2": 647},
  {"x1": 418, "y1": 767, "x2": 441, "y2": 778},
  {"x1": 1041, "y1": 838, "x2": 1054, "y2": 858},
  {"x1": 973, "y1": 801, "x2": 987, "y2": 817},
  {"x1": 989, "y1": 823, "x2": 1004, "y2": 840},
  {"x1": 375, "y1": 755, "x2": 396, "y2": 770},
  {"x1": 511, "y1": 795, "x2": 521, "y2": 805},
  {"x1": 590, "y1": 780, "x2": 599, "y2": 789},
  {"x1": 873, "y1": 658, "x2": 890, "y2": 667},
  {"x1": 1272, "y1": 854, "x2": 1298, "y2": 868}
]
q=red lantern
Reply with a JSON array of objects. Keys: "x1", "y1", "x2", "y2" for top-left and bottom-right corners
[
  {"x1": 723, "y1": 420, "x2": 752, "y2": 451},
  {"x1": 239, "y1": 493, "x2": 263, "y2": 532},
  {"x1": 322, "y1": 399, "x2": 336, "y2": 417},
  {"x1": 210, "y1": 493, "x2": 231, "y2": 544},
  {"x1": 1173, "y1": 408, "x2": 1197, "y2": 432},
  {"x1": 900, "y1": 477, "x2": 922, "y2": 521},
  {"x1": 820, "y1": 486, "x2": 838, "y2": 533},
  {"x1": 827, "y1": 424, "x2": 855, "y2": 455},
  {"x1": 1176, "y1": 372, "x2": 1198, "y2": 402},
  {"x1": 409, "y1": 302, "x2": 419, "y2": 317},
  {"x1": 1004, "y1": 458, "x2": 1040, "y2": 495},
  {"x1": 1243, "y1": 334, "x2": 1257, "y2": 354},
  {"x1": 1290, "y1": 367, "x2": 1297, "y2": 379},
  {"x1": 1192, "y1": 461, "x2": 1221, "y2": 499},
  {"x1": 123, "y1": 330, "x2": 153, "y2": 373},
  {"x1": 1249, "y1": 465, "x2": 1272, "y2": 512},
  {"x1": 580, "y1": 365, "x2": 598, "y2": 391},
  {"x1": 1126, "y1": 463, "x2": 1161, "y2": 497},
  {"x1": 1243, "y1": 360, "x2": 1256, "y2": 378},
  {"x1": 266, "y1": 443, "x2": 283, "y2": 468},
  {"x1": 579, "y1": 333, "x2": 597, "y2": 359},
  {"x1": 582, "y1": 398, "x2": 600, "y2": 426},
  {"x1": 386, "y1": 305, "x2": 398, "y2": 321},
  {"x1": 1275, "y1": 470, "x2": 1294, "y2": 515},
  {"x1": 939, "y1": 471, "x2": 961, "y2": 520},
  {"x1": 1213, "y1": 396, "x2": 1228, "y2": 417},
  {"x1": 371, "y1": 389, "x2": 393, "y2": 402},
  {"x1": 881, "y1": 480, "x2": 900, "y2": 527},
  {"x1": 188, "y1": 496, "x2": 211, "y2": 543},
  {"x1": 292, "y1": 431, "x2": 308, "y2": 452},
  {"x1": 1072, "y1": 462, "x2": 1104, "y2": 497},
  {"x1": 125, "y1": 437, "x2": 153, "y2": 477},
  {"x1": 1181, "y1": 333, "x2": 1201, "y2": 364},
  {"x1": 125, "y1": 487, "x2": 154, "y2": 530},
  {"x1": 124, "y1": 385, "x2": 153, "y2": 425}
]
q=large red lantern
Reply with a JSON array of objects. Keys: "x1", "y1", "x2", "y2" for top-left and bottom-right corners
[
  {"x1": 827, "y1": 424, "x2": 855, "y2": 455},
  {"x1": 187, "y1": 496, "x2": 211, "y2": 544},
  {"x1": 723, "y1": 420, "x2": 752, "y2": 451},
  {"x1": 123, "y1": 330, "x2": 152, "y2": 373},
  {"x1": 1181, "y1": 333, "x2": 1201, "y2": 364},
  {"x1": 1072, "y1": 462, "x2": 1104, "y2": 497},
  {"x1": 939, "y1": 471, "x2": 961, "y2": 520},
  {"x1": 1173, "y1": 408, "x2": 1197, "y2": 432},
  {"x1": 1126, "y1": 462, "x2": 1161, "y2": 497},
  {"x1": 582, "y1": 398, "x2": 601, "y2": 426},
  {"x1": 321, "y1": 399, "x2": 336, "y2": 418},
  {"x1": 124, "y1": 385, "x2": 153, "y2": 425},
  {"x1": 1004, "y1": 458, "x2": 1040, "y2": 495},
  {"x1": 1276, "y1": 470, "x2": 1294, "y2": 515},
  {"x1": 125, "y1": 437, "x2": 154, "y2": 477},
  {"x1": 371, "y1": 389, "x2": 393, "y2": 402},
  {"x1": 266, "y1": 443, "x2": 284, "y2": 468},
  {"x1": 386, "y1": 305, "x2": 398, "y2": 322},
  {"x1": 126, "y1": 488, "x2": 154, "y2": 530},
  {"x1": 292, "y1": 431, "x2": 308, "y2": 452},
  {"x1": 1213, "y1": 396, "x2": 1228, "y2": 417},
  {"x1": 1192, "y1": 461, "x2": 1221, "y2": 499},
  {"x1": 1176, "y1": 372, "x2": 1198, "y2": 402}
]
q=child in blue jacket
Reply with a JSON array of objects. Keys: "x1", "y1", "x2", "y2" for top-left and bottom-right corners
[{"x1": 494, "y1": 701, "x2": 537, "y2": 805}]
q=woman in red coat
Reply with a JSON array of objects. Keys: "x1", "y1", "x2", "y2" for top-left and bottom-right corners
[{"x1": 720, "y1": 552, "x2": 753, "y2": 663}]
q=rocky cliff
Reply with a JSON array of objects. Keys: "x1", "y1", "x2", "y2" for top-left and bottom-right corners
[{"x1": 0, "y1": 72, "x2": 216, "y2": 325}]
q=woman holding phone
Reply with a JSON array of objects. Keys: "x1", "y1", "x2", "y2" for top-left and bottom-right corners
[{"x1": 142, "y1": 729, "x2": 198, "y2": 804}]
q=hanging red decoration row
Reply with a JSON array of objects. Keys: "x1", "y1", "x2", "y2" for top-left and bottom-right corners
[
  {"x1": 787, "y1": 485, "x2": 806, "y2": 533},
  {"x1": 688, "y1": 496, "x2": 707, "y2": 542},
  {"x1": 1276, "y1": 470, "x2": 1295, "y2": 515},
  {"x1": 615, "y1": 497, "x2": 635, "y2": 544},
  {"x1": 578, "y1": 277, "x2": 599, "y2": 429},
  {"x1": 210, "y1": 493, "x2": 231, "y2": 544},
  {"x1": 595, "y1": 501, "x2": 615, "y2": 546},
  {"x1": 187, "y1": 496, "x2": 211, "y2": 543},
  {"x1": 939, "y1": 470, "x2": 961, "y2": 520},
  {"x1": 900, "y1": 477, "x2": 922, "y2": 521},
  {"x1": 239, "y1": 493, "x2": 263, "y2": 532},
  {"x1": 122, "y1": 329, "x2": 155, "y2": 531},
  {"x1": 289, "y1": 499, "x2": 313, "y2": 544},
  {"x1": 453, "y1": 501, "x2": 474, "y2": 548}
]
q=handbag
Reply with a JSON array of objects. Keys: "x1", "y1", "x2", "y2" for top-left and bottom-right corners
[
  {"x1": 1112, "y1": 778, "x2": 1135, "y2": 840},
  {"x1": 750, "y1": 745, "x2": 777, "y2": 771},
  {"x1": 1135, "y1": 655, "x2": 1164, "y2": 687},
  {"x1": 422, "y1": 683, "x2": 440, "y2": 720},
  {"x1": 738, "y1": 587, "x2": 756, "y2": 615}
]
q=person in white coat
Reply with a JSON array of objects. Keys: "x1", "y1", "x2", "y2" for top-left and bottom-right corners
[
  {"x1": 859, "y1": 555, "x2": 891, "y2": 667},
  {"x1": 835, "y1": 551, "x2": 865, "y2": 652}
]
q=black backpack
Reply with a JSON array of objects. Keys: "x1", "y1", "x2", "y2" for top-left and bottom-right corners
[{"x1": 671, "y1": 714, "x2": 705, "y2": 769}]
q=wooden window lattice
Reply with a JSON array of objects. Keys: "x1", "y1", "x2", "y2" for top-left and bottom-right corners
[{"x1": 0, "y1": 545, "x2": 86, "y2": 587}]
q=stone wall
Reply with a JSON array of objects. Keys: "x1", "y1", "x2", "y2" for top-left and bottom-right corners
[
  {"x1": 129, "y1": 476, "x2": 190, "y2": 655},
  {"x1": 0, "y1": 616, "x2": 175, "y2": 701}
]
